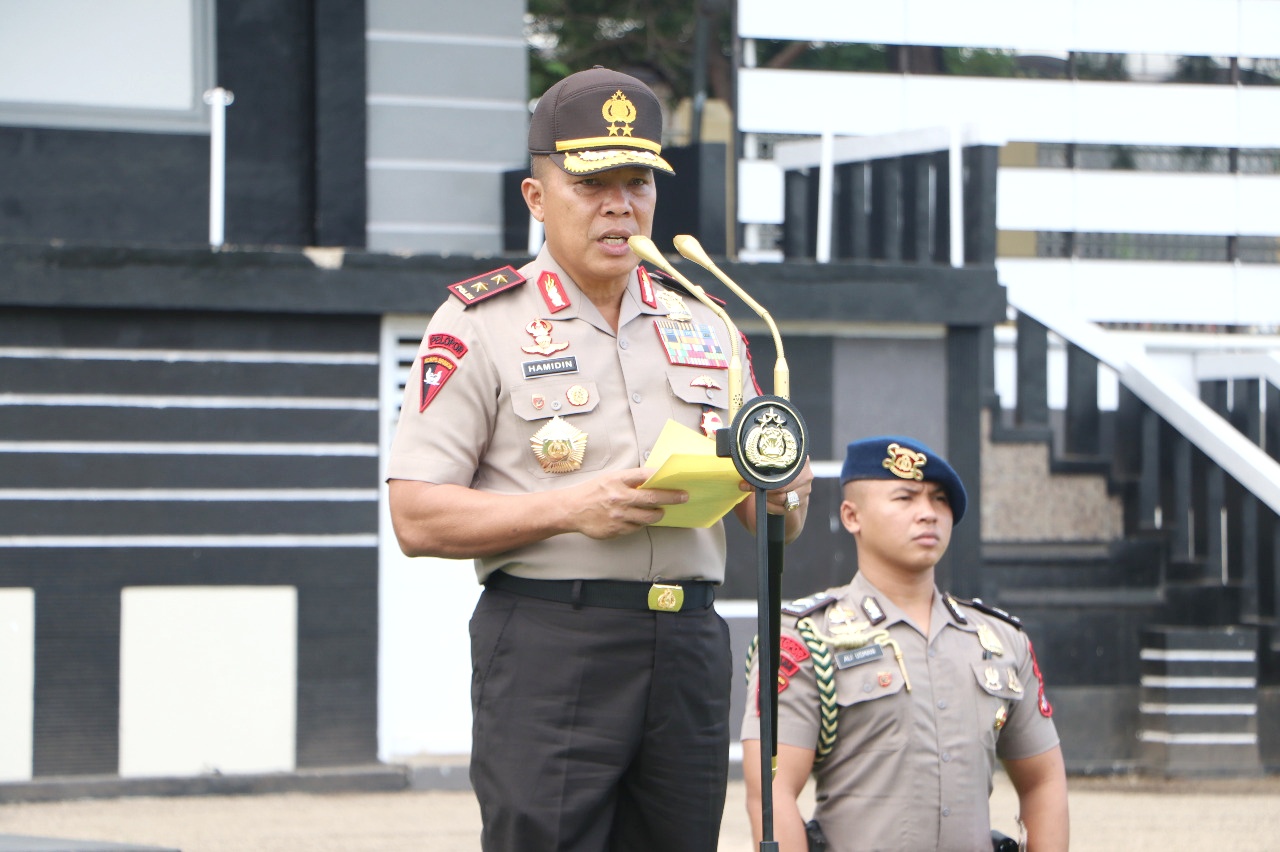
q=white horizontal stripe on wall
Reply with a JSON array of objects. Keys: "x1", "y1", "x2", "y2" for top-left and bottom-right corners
[
  {"x1": 0, "y1": 348, "x2": 377, "y2": 364},
  {"x1": 998, "y1": 170, "x2": 1280, "y2": 236},
  {"x1": 0, "y1": 534, "x2": 379, "y2": 548},
  {"x1": 366, "y1": 30, "x2": 525, "y2": 49},
  {"x1": 1140, "y1": 648, "x2": 1258, "y2": 663},
  {"x1": 0, "y1": 394, "x2": 377, "y2": 410},
  {"x1": 119, "y1": 586, "x2": 297, "y2": 778},
  {"x1": 0, "y1": 489, "x2": 377, "y2": 501},
  {"x1": 0, "y1": 441, "x2": 377, "y2": 455},
  {"x1": 739, "y1": 0, "x2": 1280, "y2": 59},
  {"x1": 1140, "y1": 675, "x2": 1257, "y2": 688},
  {"x1": 0, "y1": 588, "x2": 34, "y2": 782},
  {"x1": 998, "y1": 259, "x2": 1280, "y2": 326},
  {"x1": 738, "y1": 70, "x2": 1280, "y2": 148},
  {"x1": 1140, "y1": 703, "x2": 1257, "y2": 715},
  {"x1": 1138, "y1": 731, "x2": 1257, "y2": 745}
]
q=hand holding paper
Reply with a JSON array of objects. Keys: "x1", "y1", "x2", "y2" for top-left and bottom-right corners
[{"x1": 641, "y1": 420, "x2": 748, "y2": 528}]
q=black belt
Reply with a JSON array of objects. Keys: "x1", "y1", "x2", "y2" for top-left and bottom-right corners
[{"x1": 486, "y1": 571, "x2": 716, "y2": 612}]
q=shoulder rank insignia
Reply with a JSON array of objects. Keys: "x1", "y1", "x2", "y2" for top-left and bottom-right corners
[
  {"x1": 861, "y1": 595, "x2": 887, "y2": 625},
  {"x1": 942, "y1": 592, "x2": 968, "y2": 624},
  {"x1": 950, "y1": 595, "x2": 1023, "y2": 630},
  {"x1": 448, "y1": 266, "x2": 525, "y2": 306},
  {"x1": 781, "y1": 591, "x2": 838, "y2": 617}
]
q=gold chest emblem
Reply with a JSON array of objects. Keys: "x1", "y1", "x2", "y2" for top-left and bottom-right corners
[{"x1": 530, "y1": 416, "x2": 587, "y2": 473}]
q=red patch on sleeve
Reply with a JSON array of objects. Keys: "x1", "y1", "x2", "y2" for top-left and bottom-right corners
[
  {"x1": 419, "y1": 354, "x2": 457, "y2": 411},
  {"x1": 1028, "y1": 638, "x2": 1053, "y2": 717},
  {"x1": 779, "y1": 635, "x2": 810, "y2": 663}
]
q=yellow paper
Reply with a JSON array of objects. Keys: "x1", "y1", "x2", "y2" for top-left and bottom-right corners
[{"x1": 641, "y1": 420, "x2": 748, "y2": 528}]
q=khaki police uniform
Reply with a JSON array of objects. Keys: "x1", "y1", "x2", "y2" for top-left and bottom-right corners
[
  {"x1": 388, "y1": 245, "x2": 755, "y2": 852},
  {"x1": 742, "y1": 573, "x2": 1060, "y2": 852}
]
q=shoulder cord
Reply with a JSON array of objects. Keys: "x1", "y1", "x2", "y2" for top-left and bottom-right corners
[{"x1": 743, "y1": 620, "x2": 839, "y2": 763}]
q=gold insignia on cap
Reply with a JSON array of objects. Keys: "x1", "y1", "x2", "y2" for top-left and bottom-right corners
[
  {"x1": 882, "y1": 442, "x2": 927, "y2": 480},
  {"x1": 977, "y1": 624, "x2": 1005, "y2": 656},
  {"x1": 522, "y1": 319, "x2": 570, "y2": 356},
  {"x1": 530, "y1": 415, "x2": 587, "y2": 473},
  {"x1": 602, "y1": 90, "x2": 637, "y2": 137},
  {"x1": 656, "y1": 289, "x2": 692, "y2": 322}
]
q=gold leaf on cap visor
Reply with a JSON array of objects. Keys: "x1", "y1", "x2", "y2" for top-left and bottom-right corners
[{"x1": 559, "y1": 149, "x2": 674, "y2": 174}]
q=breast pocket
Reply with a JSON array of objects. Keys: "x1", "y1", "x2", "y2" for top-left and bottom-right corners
[
  {"x1": 511, "y1": 380, "x2": 611, "y2": 479},
  {"x1": 832, "y1": 664, "x2": 909, "y2": 752},
  {"x1": 969, "y1": 661, "x2": 1024, "y2": 747},
  {"x1": 666, "y1": 372, "x2": 730, "y2": 434}
]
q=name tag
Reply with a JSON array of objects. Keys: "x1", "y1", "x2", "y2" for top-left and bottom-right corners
[
  {"x1": 522, "y1": 356, "x2": 579, "y2": 379},
  {"x1": 835, "y1": 644, "x2": 885, "y2": 670}
]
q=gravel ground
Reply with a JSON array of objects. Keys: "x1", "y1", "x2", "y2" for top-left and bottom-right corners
[{"x1": 1, "y1": 773, "x2": 1279, "y2": 851}]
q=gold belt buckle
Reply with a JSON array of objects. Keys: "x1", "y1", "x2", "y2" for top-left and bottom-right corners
[{"x1": 647, "y1": 583, "x2": 684, "y2": 612}]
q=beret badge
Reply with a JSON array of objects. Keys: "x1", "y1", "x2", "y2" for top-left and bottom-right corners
[{"x1": 882, "y1": 442, "x2": 927, "y2": 481}]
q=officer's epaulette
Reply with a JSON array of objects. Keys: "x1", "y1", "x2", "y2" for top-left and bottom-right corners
[
  {"x1": 949, "y1": 594, "x2": 1024, "y2": 630},
  {"x1": 781, "y1": 591, "x2": 838, "y2": 617},
  {"x1": 647, "y1": 268, "x2": 728, "y2": 306},
  {"x1": 447, "y1": 265, "x2": 526, "y2": 306}
]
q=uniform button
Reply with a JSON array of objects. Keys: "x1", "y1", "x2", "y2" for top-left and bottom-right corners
[
  {"x1": 937, "y1": 700, "x2": 947, "y2": 710},
  {"x1": 706, "y1": 389, "x2": 714, "y2": 399},
  {"x1": 942, "y1": 807, "x2": 951, "y2": 817},
  {"x1": 928, "y1": 648, "x2": 936, "y2": 658},
  {"x1": 551, "y1": 401, "x2": 562, "y2": 411},
  {"x1": 620, "y1": 339, "x2": 630, "y2": 350},
  {"x1": 632, "y1": 392, "x2": 643, "y2": 403},
  {"x1": 643, "y1": 450, "x2": 651, "y2": 460},
  {"x1": 941, "y1": 752, "x2": 951, "y2": 763},
  {"x1": 862, "y1": 683, "x2": 873, "y2": 693}
]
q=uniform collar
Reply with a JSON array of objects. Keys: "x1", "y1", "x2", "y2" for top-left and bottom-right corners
[
  {"x1": 525, "y1": 247, "x2": 656, "y2": 332},
  {"x1": 841, "y1": 573, "x2": 976, "y2": 641}
]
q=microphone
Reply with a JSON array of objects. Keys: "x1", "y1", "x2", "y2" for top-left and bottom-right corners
[
  {"x1": 673, "y1": 234, "x2": 789, "y2": 401},
  {"x1": 627, "y1": 234, "x2": 744, "y2": 419}
]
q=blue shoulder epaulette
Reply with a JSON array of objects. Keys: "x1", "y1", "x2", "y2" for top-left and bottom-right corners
[
  {"x1": 950, "y1": 594, "x2": 1024, "y2": 630},
  {"x1": 781, "y1": 591, "x2": 838, "y2": 617}
]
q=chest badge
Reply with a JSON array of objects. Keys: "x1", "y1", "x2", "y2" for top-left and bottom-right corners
[
  {"x1": 419, "y1": 354, "x2": 457, "y2": 411},
  {"x1": 985, "y1": 665, "x2": 1002, "y2": 690},
  {"x1": 977, "y1": 624, "x2": 1005, "y2": 656},
  {"x1": 530, "y1": 415, "x2": 587, "y2": 473},
  {"x1": 1007, "y1": 668, "x2": 1024, "y2": 694},
  {"x1": 656, "y1": 289, "x2": 692, "y2": 322},
  {"x1": 522, "y1": 319, "x2": 570, "y2": 356},
  {"x1": 654, "y1": 320, "x2": 729, "y2": 369}
]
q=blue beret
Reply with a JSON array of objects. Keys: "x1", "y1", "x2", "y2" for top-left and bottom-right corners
[{"x1": 839, "y1": 435, "x2": 967, "y2": 524}]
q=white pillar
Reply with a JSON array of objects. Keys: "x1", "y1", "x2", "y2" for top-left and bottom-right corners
[{"x1": 203, "y1": 87, "x2": 235, "y2": 249}]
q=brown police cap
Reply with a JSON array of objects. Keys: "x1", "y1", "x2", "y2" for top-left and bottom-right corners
[{"x1": 528, "y1": 66, "x2": 675, "y2": 176}]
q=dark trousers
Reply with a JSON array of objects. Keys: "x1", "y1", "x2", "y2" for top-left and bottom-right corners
[{"x1": 469, "y1": 586, "x2": 732, "y2": 852}]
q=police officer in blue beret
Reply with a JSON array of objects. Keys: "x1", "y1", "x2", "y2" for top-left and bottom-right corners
[{"x1": 741, "y1": 436, "x2": 1069, "y2": 852}]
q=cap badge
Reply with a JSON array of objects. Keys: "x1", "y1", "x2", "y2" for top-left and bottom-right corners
[
  {"x1": 602, "y1": 90, "x2": 637, "y2": 137},
  {"x1": 743, "y1": 407, "x2": 800, "y2": 472},
  {"x1": 530, "y1": 415, "x2": 587, "y2": 473},
  {"x1": 882, "y1": 442, "x2": 927, "y2": 480},
  {"x1": 522, "y1": 319, "x2": 570, "y2": 356}
]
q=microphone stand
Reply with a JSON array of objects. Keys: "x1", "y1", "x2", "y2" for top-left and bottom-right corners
[{"x1": 631, "y1": 235, "x2": 807, "y2": 852}]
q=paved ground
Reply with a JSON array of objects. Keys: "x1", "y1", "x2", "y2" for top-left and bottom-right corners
[{"x1": 2, "y1": 773, "x2": 1279, "y2": 851}]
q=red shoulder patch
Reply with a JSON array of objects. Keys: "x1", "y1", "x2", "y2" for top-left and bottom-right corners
[{"x1": 448, "y1": 266, "x2": 525, "y2": 306}]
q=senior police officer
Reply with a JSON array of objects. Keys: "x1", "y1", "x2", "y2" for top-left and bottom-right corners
[
  {"x1": 741, "y1": 436, "x2": 1068, "y2": 852},
  {"x1": 388, "y1": 67, "x2": 814, "y2": 852}
]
